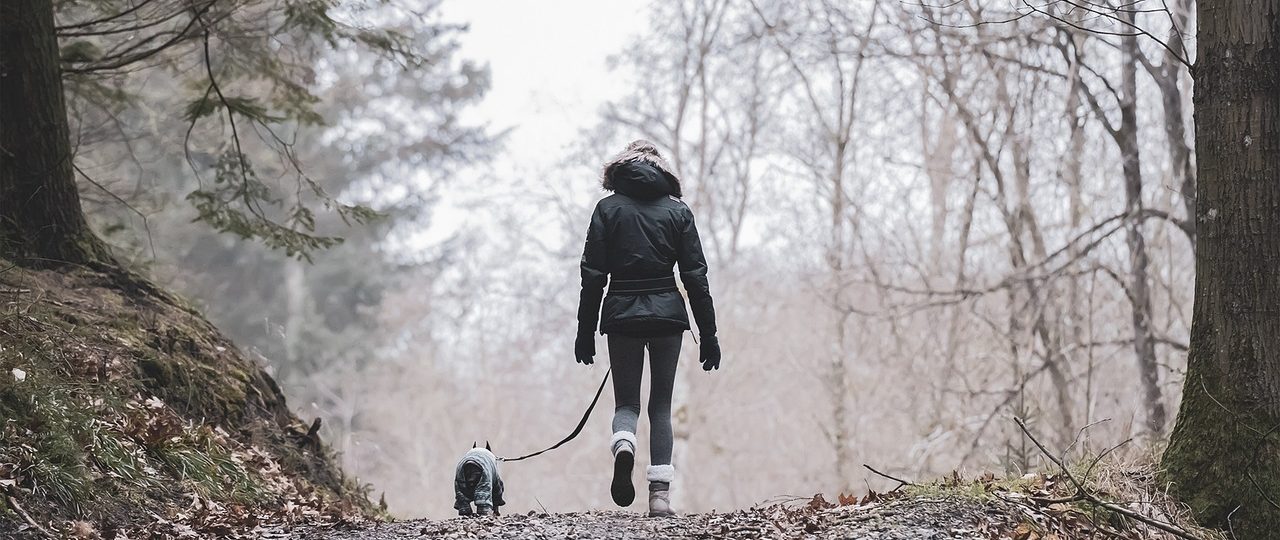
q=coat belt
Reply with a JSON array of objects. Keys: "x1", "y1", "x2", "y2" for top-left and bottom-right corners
[{"x1": 607, "y1": 275, "x2": 678, "y2": 296}]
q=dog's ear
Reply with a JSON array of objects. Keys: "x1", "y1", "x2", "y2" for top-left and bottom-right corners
[
  {"x1": 472, "y1": 441, "x2": 477, "y2": 449},
  {"x1": 485, "y1": 441, "x2": 491, "y2": 451}
]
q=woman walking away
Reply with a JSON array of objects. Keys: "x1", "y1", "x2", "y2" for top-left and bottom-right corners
[{"x1": 574, "y1": 140, "x2": 721, "y2": 517}]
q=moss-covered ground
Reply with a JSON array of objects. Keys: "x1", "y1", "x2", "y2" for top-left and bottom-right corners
[{"x1": 0, "y1": 259, "x2": 375, "y2": 538}]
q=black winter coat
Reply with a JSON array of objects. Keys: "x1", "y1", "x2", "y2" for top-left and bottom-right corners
[{"x1": 576, "y1": 158, "x2": 717, "y2": 339}]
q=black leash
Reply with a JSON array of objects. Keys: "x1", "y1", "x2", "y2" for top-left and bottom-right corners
[{"x1": 499, "y1": 370, "x2": 611, "y2": 462}]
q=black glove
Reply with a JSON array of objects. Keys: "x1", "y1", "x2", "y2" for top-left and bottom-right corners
[
  {"x1": 699, "y1": 335, "x2": 721, "y2": 371},
  {"x1": 575, "y1": 332, "x2": 595, "y2": 365}
]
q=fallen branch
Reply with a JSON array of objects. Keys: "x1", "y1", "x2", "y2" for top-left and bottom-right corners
[
  {"x1": 4, "y1": 492, "x2": 54, "y2": 539},
  {"x1": 1013, "y1": 417, "x2": 1204, "y2": 540},
  {"x1": 863, "y1": 464, "x2": 915, "y2": 490},
  {"x1": 1028, "y1": 493, "x2": 1087, "y2": 504}
]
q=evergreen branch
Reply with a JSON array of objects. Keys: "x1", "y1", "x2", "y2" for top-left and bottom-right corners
[
  {"x1": 62, "y1": 0, "x2": 216, "y2": 74},
  {"x1": 57, "y1": 0, "x2": 189, "y2": 37},
  {"x1": 197, "y1": 12, "x2": 264, "y2": 222},
  {"x1": 55, "y1": 0, "x2": 161, "y2": 30}
]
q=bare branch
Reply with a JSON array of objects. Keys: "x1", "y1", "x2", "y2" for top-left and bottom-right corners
[{"x1": 1013, "y1": 417, "x2": 1204, "y2": 540}]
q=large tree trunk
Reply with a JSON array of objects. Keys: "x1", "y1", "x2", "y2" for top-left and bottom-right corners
[
  {"x1": 1162, "y1": 0, "x2": 1280, "y2": 535},
  {"x1": 0, "y1": 0, "x2": 111, "y2": 266}
]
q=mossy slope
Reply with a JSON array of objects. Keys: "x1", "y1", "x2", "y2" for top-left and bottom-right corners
[{"x1": 0, "y1": 260, "x2": 373, "y2": 536}]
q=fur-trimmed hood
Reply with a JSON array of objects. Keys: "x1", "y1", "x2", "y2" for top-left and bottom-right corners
[{"x1": 601, "y1": 141, "x2": 683, "y2": 199}]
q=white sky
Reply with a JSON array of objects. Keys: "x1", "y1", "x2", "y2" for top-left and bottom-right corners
[
  {"x1": 409, "y1": 1, "x2": 649, "y2": 247},
  {"x1": 441, "y1": 0, "x2": 647, "y2": 172}
]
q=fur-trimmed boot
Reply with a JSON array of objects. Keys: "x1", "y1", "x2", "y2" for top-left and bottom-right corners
[
  {"x1": 610, "y1": 432, "x2": 637, "y2": 506},
  {"x1": 647, "y1": 465, "x2": 675, "y2": 517}
]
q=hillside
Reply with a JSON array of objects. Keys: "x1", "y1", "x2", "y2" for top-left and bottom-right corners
[
  {"x1": 0, "y1": 259, "x2": 1227, "y2": 540},
  {"x1": 0, "y1": 260, "x2": 375, "y2": 538}
]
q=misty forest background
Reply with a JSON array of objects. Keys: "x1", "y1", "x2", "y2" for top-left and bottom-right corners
[{"x1": 65, "y1": 0, "x2": 1198, "y2": 518}]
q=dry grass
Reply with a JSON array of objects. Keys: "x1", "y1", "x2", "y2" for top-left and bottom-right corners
[
  {"x1": 0, "y1": 260, "x2": 375, "y2": 537},
  {"x1": 899, "y1": 443, "x2": 1225, "y2": 540}
]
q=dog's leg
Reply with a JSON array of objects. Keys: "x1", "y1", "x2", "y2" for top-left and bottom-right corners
[
  {"x1": 473, "y1": 473, "x2": 494, "y2": 516},
  {"x1": 455, "y1": 466, "x2": 475, "y2": 516},
  {"x1": 455, "y1": 490, "x2": 473, "y2": 516},
  {"x1": 455, "y1": 496, "x2": 473, "y2": 516},
  {"x1": 494, "y1": 475, "x2": 506, "y2": 511},
  {"x1": 491, "y1": 478, "x2": 502, "y2": 517}
]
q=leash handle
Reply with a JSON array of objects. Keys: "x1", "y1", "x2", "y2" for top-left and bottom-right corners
[{"x1": 499, "y1": 370, "x2": 611, "y2": 462}]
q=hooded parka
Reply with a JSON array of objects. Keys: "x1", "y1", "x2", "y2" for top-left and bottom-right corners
[{"x1": 576, "y1": 150, "x2": 718, "y2": 342}]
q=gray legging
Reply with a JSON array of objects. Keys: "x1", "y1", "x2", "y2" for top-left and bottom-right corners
[{"x1": 608, "y1": 334, "x2": 682, "y2": 466}]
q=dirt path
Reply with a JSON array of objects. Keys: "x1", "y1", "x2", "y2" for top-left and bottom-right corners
[{"x1": 288, "y1": 497, "x2": 1013, "y2": 539}]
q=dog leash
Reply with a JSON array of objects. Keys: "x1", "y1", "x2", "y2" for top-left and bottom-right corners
[{"x1": 499, "y1": 370, "x2": 611, "y2": 462}]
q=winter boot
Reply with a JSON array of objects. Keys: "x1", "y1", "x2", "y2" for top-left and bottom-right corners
[
  {"x1": 647, "y1": 465, "x2": 676, "y2": 517},
  {"x1": 610, "y1": 431, "x2": 637, "y2": 506}
]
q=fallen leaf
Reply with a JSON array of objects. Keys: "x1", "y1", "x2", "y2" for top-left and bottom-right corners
[
  {"x1": 67, "y1": 520, "x2": 99, "y2": 539},
  {"x1": 806, "y1": 494, "x2": 834, "y2": 511},
  {"x1": 1013, "y1": 522, "x2": 1039, "y2": 540}
]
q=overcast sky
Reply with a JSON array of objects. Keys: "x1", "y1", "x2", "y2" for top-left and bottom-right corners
[
  {"x1": 441, "y1": 0, "x2": 647, "y2": 172},
  {"x1": 408, "y1": 1, "x2": 648, "y2": 246}
]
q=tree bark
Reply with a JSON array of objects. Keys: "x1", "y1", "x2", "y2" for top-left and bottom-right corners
[
  {"x1": 1162, "y1": 0, "x2": 1280, "y2": 535},
  {"x1": 0, "y1": 0, "x2": 111, "y2": 266}
]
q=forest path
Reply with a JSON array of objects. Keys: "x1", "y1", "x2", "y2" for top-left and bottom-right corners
[{"x1": 289, "y1": 497, "x2": 1011, "y2": 539}]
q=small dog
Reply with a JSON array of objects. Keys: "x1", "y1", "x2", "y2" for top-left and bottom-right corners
[{"x1": 454, "y1": 442, "x2": 505, "y2": 516}]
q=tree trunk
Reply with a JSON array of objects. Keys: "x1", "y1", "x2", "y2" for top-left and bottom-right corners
[
  {"x1": 1151, "y1": 0, "x2": 1197, "y2": 245},
  {"x1": 1162, "y1": 0, "x2": 1280, "y2": 535},
  {"x1": 829, "y1": 138, "x2": 854, "y2": 494},
  {"x1": 830, "y1": 309, "x2": 853, "y2": 494},
  {"x1": 1118, "y1": 18, "x2": 1166, "y2": 435},
  {"x1": 0, "y1": 0, "x2": 110, "y2": 266}
]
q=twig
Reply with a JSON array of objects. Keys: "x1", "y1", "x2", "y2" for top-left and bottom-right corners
[
  {"x1": 1064, "y1": 418, "x2": 1111, "y2": 459},
  {"x1": 1029, "y1": 493, "x2": 1087, "y2": 504},
  {"x1": 863, "y1": 464, "x2": 915, "y2": 490},
  {"x1": 4, "y1": 493, "x2": 54, "y2": 538},
  {"x1": 752, "y1": 494, "x2": 814, "y2": 508},
  {"x1": 73, "y1": 163, "x2": 156, "y2": 259},
  {"x1": 1013, "y1": 417, "x2": 1204, "y2": 540},
  {"x1": 55, "y1": 0, "x2": 160, "y2": 31},
  {"x1": 1083, "y1": 436, "x2": 1134, "y2": 482}
]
